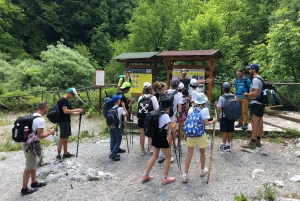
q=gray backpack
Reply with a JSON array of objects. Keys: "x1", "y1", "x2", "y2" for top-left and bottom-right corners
[{"x1": 222, "y1": 94, "x2": 241, "y2": 120}]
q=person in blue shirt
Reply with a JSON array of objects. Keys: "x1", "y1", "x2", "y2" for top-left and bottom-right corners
[{"x1": 233, "y1": 69, "x2": 251, "y2": 130}]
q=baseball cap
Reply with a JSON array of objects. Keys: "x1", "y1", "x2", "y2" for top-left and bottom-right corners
[
  {"x1": 190, "y1": 78, "x2": 197, "y2": 87},
  {"x1": 178, "y1": 82, "x2": 184, "y2": 90},
  {"x1": 195, "y1": 93, "x2": 208, "y2": 105},
  {"x1": 112, "y1": 94, "x2": 122, "y2": 103},
  {"x1": 222, "y1": 82, "x2": 231, "y2": 90},
  {"x1": 143, "y1": 82, "x2": 151, "y2": 89},
  {"x1": 246, "y1": 63, "x2": 260, "y2": 71},
  {"x1": 170, "y1": 78, "x2": 180, "y2": 86},
  {"x1": 181, "y1": 69, "x2": 188, "y2": 73},
  {"x1": 123, "y1": 68, "x2": 132, "y2": 73},
  {"x1": 120, "y1": 82, "x2": 131, "y2": 89},
  {"x1": 66, "y1": 88, "x2": 78, "y2": 95}
]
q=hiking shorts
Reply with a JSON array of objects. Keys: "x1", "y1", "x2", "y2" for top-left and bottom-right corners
[
  {"x1": 23, "y1": 144, "x2": 37, "y2": 170},
  {"x1": 220, "y1": 117, "x2": 235, "y2": 132},
  {"x1": 138, "y1": 118, "x2": 145, "y2": 128},
  {"x1": 59, "y1": 121, "x2": 72, "y2": 138},
  {"x1": 186, "y1": 133, "x2": 208, "y2": 148},
  {"x1": 250, "y1": 103, "x2": 265, "y2": 117}
]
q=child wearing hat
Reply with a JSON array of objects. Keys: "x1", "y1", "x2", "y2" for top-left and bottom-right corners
[
  {"x1": 141, "y1": 98, "x2": 177, "y2": 185},
  {"x1": 182, "y1": 93, "x2": 217, "y2": 183},
  {"x1": 137, "y1": 82, "x2": 159, "y2": 156},
  {"x1": 109, "y1": 94, "x2": 127, "y2": 161}
]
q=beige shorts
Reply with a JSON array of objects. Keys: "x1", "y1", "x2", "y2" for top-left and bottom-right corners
[
  {"x1": 23, "y1": 144, "x2": 38, "y2": 170},
  {"x1": 186, "y1": 133, "x2": 208, "y2": 148}
]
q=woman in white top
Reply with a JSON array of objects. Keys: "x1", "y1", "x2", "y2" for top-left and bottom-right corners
[{"x1": 137, "y1": 82, "x2": 159, "y2": 156}]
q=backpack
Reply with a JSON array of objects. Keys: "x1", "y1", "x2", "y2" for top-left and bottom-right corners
[
  {"x1": 137, "y1": 95, "x2": 154, "y2": 119},
  {"x1": 143, "y1": 110, "x2": 167, "y2": 138},
  {"x1": 179, "y1": 94, "x2": 188, "y2": 117},
  {"x1": 235, "y1": 77, "x2": 250, "y2": 93},
  {"x1": 12, "y1": 115, "x2": 39, "y2": 142},
  {"x1": 184, "y1": 106, "x2": 205, "y2": 138},
  {"x1": 160, "y1": 90, "x2": 177, "y2": 117},
  {"x1": 106, "y1": 107, "x2": 120, "y2": 129},
  {"x1": 47, "y1": 100, "x2": 62, "y2": 123},
  {"x1": 222, "y1": 94, "x2": 241, "y2": 120},
  {"x1": 255, "y1": 77, "x2": 280, "y2": 105}
]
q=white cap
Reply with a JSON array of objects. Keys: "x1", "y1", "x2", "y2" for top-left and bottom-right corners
[
  {"x1": 178, "y1": 82, "x2": 184, "y2": 90},
  {"x1": 190, "y1": 79, "x2": 197, "y2": 87},
  {"x1": 143, "y1": 82, "x2": 151, "y2": 89}
]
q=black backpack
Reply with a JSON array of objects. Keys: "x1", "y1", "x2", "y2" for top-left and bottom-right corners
[
  {"x1": 255, "y1": 77, "x2": 280, "y2": 105},
  {"x1": 160, "y1": 90, "x2": 177, "y2": 117},
  {"x1": 12, "y1": 115, "x2": 39, "y2": 142},
  {"x1": 47, "y1": 101, "x2": 62, "y2": 123},
  {"x1": 137, "y1": 95, "x2": 154, "y2": 119},
  {"x1": 143, "y1": 110, "x2": 167, "y2": 138},
  {"x1": 222, "y1": 94, "x2": 241, "y2": 120}
]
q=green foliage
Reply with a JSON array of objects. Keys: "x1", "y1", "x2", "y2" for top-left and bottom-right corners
[
  {"x1": 257, "y1": 183, "x2": 277, "y2": 201},
  {"x1": 234, "y1": 193, "x2": 248, "y2": 201},
  {"x1": 0, "y1": 155, "x2": 7, "y2": 161},
  {"x1": 0, "y1": 141, "x2": 22, "y2": 152},
  {"x1": 38, "y1": 151, "x2": 44, "y2": 167}
]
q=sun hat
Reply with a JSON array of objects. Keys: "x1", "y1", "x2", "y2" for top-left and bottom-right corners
[
  {"x1": 143, "y1": 82, "x2": 151, "y2": 89},
  {"x1": 112, "y1": 94, "x2": 122, "y2": 103},
  {"x1": 66, "y1": 88, "x2": 78, "y2": 95},
  {"x1": 195, "y1": 93, "x2": 208, "y2": 105},
  {"x1": 120, "y1": 82, "x2": 131, "y2": 89}
]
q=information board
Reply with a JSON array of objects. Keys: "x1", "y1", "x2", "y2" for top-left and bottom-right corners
[
  {"x1": 129, "y1": 68, "x2": 152, "y2": 93},
  {"x1": 95, "y1": 70, "x2": 105, "y2": 86}
]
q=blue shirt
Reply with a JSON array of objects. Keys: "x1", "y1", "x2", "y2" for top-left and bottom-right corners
[{"x1": 234, "y1": 77, "x2": 251, "y2": 98}]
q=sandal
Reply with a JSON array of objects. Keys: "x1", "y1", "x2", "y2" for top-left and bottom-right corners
[{"x1": 63, "y1": 152, "x2": 75, "y2": 158}]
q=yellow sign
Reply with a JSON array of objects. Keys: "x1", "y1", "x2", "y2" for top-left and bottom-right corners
[{"x1": 130, "y1": 69, "x2": 152, "y2": 93}]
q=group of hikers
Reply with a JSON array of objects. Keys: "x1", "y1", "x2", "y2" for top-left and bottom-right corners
[{"x1": 20, "y1": 63, "x2": 266, "y2": 195}]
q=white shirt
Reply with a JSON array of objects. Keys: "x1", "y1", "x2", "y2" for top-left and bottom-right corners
[
  {"x1": 188, "y1": 106, "x2": 210, "y2": 128},
  {"x1": 191, "y1": 89, "x2": 200, "y2": 102},
  {"x1": 137, "y1": 94, "x2": 159, "y2": 110},
  {"x1": 32, "y1": 113, "x2": 45, "y2": 134},
  {"x1": 112, "y1": 106, "x2": 126, "y2": 129},
  {"x1": 167, "y1": 89, "x2": 183, "y2": 122},
  {"x1": 158, "y1": 113, "x2": 171, "y2": 129}
]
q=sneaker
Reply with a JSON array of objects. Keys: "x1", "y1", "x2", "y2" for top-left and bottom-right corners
[
  {"x1": 241, "y1": 141, "x2": 256, "y2": 150},
  {"x1": 127, "y1": 118, "x2": 133, "y2": 122},
  {"x1": 256, "y1": 140, "x2": 262, "y2": 147},
  {"x1": 162, "y1": 176, "x2": 176, "y2": 185},
  {"x1": 117, "y1": 148, "x2": 126, "y2": 153},
  {"x1": 63, "y1": 152, "x2": 75, "y2": 158},
  {"x1": 31, "y1": 181, "x2": 47, "y2": 188},
  {"x1": 149, "y1": 149, "x2": 153, "y2": 154},
  {"x1": 177, "y1": 145, "x2": 182, "y2": 149},
  {"x1": 141, "y1": 175, "x2": 154, "y2": 182},
  {"x1": 218, "y1": 144, "x2": 227, "y2": 151},
  {"x1": 182, "y1": 175, "x2": 188, "y2": 183},
  {"x1": 158, "y1": 157, "x2": 165, "y2": 163},
  {"x1": 200, "y1": 168, "x2": 208, "y2": 177},
  {"x1": 170, "y1": 157, "x2": 174, "y2": 163},
  {"x1": 140, "y1": 150, "x2": 147, "y2": 156},
  {"x1": 241, "y1": 124, "x2": 248, "y2": 130},
  {"x1": 21, "y1": 187, "x2": 38, "y2": 196},
  {"x1": 110, "y1": 155, "x2": 120, "y2": 161},
  {"x1": 235, "y1": 123, "x2": 243, "y2": 128},
  {"x1": 56, "y1": 155, "x2": 63, "y2": 161},
  {"x1": 109, "y1": 154, "x2": 120, "y2": 159},
  {"x1": 225, "y1": 146, "x2": 231, "y2": 152}
]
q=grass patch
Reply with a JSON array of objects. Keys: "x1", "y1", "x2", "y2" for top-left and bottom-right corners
[
  {"x1": 40, "y1": 139, "x2": 52, "y2": 147},
  {"x1": 0, "y1": 119, "x2": 11, "y2": 127},
  {"x1": 0, "y1": 141, "x2": 23, "y2": 152},
  {"x1": 0, "y1": 156, "x2": 7, "y2": 161}
]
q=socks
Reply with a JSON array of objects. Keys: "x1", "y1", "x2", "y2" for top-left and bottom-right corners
[
  {"x1": 226, "y1": 142, "x2": 231, "y2": 147},
  {"x1": 183, "y1": 172, "x2": 188, "y2": 177},
  {"x1": 144, "y1": 173, "x2": 149, "y2": 177}
]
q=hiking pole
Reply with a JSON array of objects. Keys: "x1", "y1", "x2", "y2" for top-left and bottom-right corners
[
  {"x1": 53, "y1": 125, "x2": 63, "y2": 162},
  {"x1": 206, "y1": 108, "x2": 217, "y2": 184},
  {"x1": 123, "y1": 121, "x2": 130, "y2": 153},
  {"x1": 76, "y1": 114, "x2": 82, "y2": 158},
  {"x1": 171, "y1": 128, "x2": 181, "y2": 171}
]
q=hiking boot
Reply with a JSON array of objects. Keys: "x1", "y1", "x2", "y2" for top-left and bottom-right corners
[
  {"x1": 63, "y1": 152, "x2": 75, "y2": 158},
  {"x1": 110, "y1": 155, "x2": 120, "y2": 161},
  {"x1": 158, "y1": 157, "x2": 165, "y2": 163},
  {"x1": 140, "y1": 150, "x2": 147, "y2": 156},
  {"x1": 117, "y1": 148, "x2": 126, "y2": 153},
  {"x1": 241, "y1": 124, "x2": 248, "y2": 130},
  {"x1": 31, "y1": 181, "x2": 47, "y2": 188},
  {"x1": 182, "y1": 175, "x2": 188, "y2": 183},
  {"x1": 162, "y1": 176, "x2": 175, "y2": 185},
  {"x1": 200, "y1": 168, "x2": 208, "y2": 177},
  {"x1": 21, "y1": 187, "x2": 38, "y2": 196},
  {"x1": 109, "y1": 154, "x2": 120, "y2": 159},
  {"x1": 241, "y1": 141, "x2": 256, "y2": 150},
  {"x1": 235, "y1": 123, "x2": 243, "y2": 128},
  {"x1": 256, "y1": 140, "x2": 262, "y2": 147},
  {"x1": 141, "y1": 175, "x2": 154, "y2": 182},
  {"x1": 218, "y1": 144, "x2": 227, "y2": 152}
]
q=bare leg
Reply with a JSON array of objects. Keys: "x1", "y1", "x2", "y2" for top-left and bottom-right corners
[
  {"x1": 63, "y1": 138, "x2": 68, "y2": 154},
  {"x1": 178, "y1": 121, "x2": 184, "y2": 146},
  {"x1": 161, "y1": 148, "x2": 172, "y2": 176},
  {"x1": 184, "y1": 146, "x2": 194, "y2": 173},
  {"x1": 58, "y1": 138, "x2": 63, "y2": 155},
  {"x1": 145, "y1": 147, "x2": 159, "y2": 173},
  {"x1": 199, "y1": 148, "x2": 206, "y2": 169},
  {"x1": 257, "y1": 117, "x2": 263, "y2": 137},
  {"x1": 31, "y1": 170, "x2": 37, "y2": 183},
  {"x1": 227, "y1": 132, "x2": 233, "y2": 143},
  {"x1": 140, "y1": 128, "x2": 145, "y2": 151},
  {"x1": 222, "y1": 132, "x2": 227, "y2": 144},
  {"x1": 22, "y1": 170, "x2": 32, "y2": 189},
  {"x1": 251, "y1": 115, "x2": 260, "y2": 139}
]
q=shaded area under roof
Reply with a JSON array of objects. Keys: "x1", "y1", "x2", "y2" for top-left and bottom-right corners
[
  {"x1": 113, "y1": 52, "x2": 159, "y2": 60},
  {"x1": 156, "y1": 50, "x2": 223, "y2": 59}
]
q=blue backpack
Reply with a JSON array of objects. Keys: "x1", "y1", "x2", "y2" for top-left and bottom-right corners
[
  {"x1": 103, "y1": 97, "x2": 115, "y2": 119},
  {"x1": 184, "y1": 106, "x2": 205, "y2": 138},
  {"x1": 106, "y1": 107, "x2": 120, "y2": 129}
]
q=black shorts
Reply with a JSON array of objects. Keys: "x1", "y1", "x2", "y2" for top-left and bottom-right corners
[
  {"x1": 250, "y1": 103, "x2": 265, "y2": 117},
  {"x1": 220, "y1": 117, "x2": 235, "y2": 133},
  {"x1": 138, "y1": 118, "x2": 145, "y2": 128},
  {"x1": 151, "y1": 129, "x2": 169, "y2": 149},
  {"x1": 59, "y1": 121, "x2": 71, "y2": 138}
]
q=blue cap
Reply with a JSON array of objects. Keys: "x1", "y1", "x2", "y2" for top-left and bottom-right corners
[
  {"x1": 246, "y1": 63, "x2": 260, "y2": 71},
  {"x1": 66, "y1": 88, "x2": 78, "y2": 95},
  {"x1": 112, "y1": 94, "x2": 122, "y2": 103}
]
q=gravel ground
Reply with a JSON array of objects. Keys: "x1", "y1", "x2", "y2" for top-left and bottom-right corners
[{"x1": 0, "y1": 115, "x2": 300, "y2": 201}]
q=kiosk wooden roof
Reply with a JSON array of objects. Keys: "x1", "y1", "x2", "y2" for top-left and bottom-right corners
[{"x1": 114, "y1": 50, "x2": 223, "y2": 100}]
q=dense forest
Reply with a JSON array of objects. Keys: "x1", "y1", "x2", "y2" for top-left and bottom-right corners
[{"x1": 0, "y1": 0, "x2": 299, "y2": 104}]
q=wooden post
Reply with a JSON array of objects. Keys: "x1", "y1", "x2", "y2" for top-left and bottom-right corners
[
  {"x1": 99, "y1": 87, "x2": 102, "y2": 115},
  {"x1": 206, "y1": 58, "x2": 217, "y2": 101},
  {"x1": 86, "y1": 89, "x2": 91, "y2": 103},
  {"x1": 41, "y1": 91, "x2": 44, "y2": 101}
]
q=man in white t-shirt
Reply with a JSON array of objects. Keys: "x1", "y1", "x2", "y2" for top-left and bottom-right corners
[{"x1": 21, "y1": 101, "x2": 55, "y2": 196}]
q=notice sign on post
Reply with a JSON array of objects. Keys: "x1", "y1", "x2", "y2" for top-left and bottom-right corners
[
  {"x1": 95, "y1": 70, "x2": 105, "y2": 86},
  {"x1": 129, "y1": 68, "x2": 152, "y2": 93}
]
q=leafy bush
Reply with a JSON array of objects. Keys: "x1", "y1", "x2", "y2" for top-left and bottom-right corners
[
  {"x1": 276, "y1": 85, "x2": 300, "y2": 111},
  {"x1": 257, "y1": 183, "x2": 277, "y2": 201},
  {"x1": 234, "y1": 193, "x2": 248, "y2": 201}
]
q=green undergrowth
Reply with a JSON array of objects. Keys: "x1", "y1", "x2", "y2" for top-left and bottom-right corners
[{"x1": 0, "y1": 156, "x2": 7, "y2": 161}]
